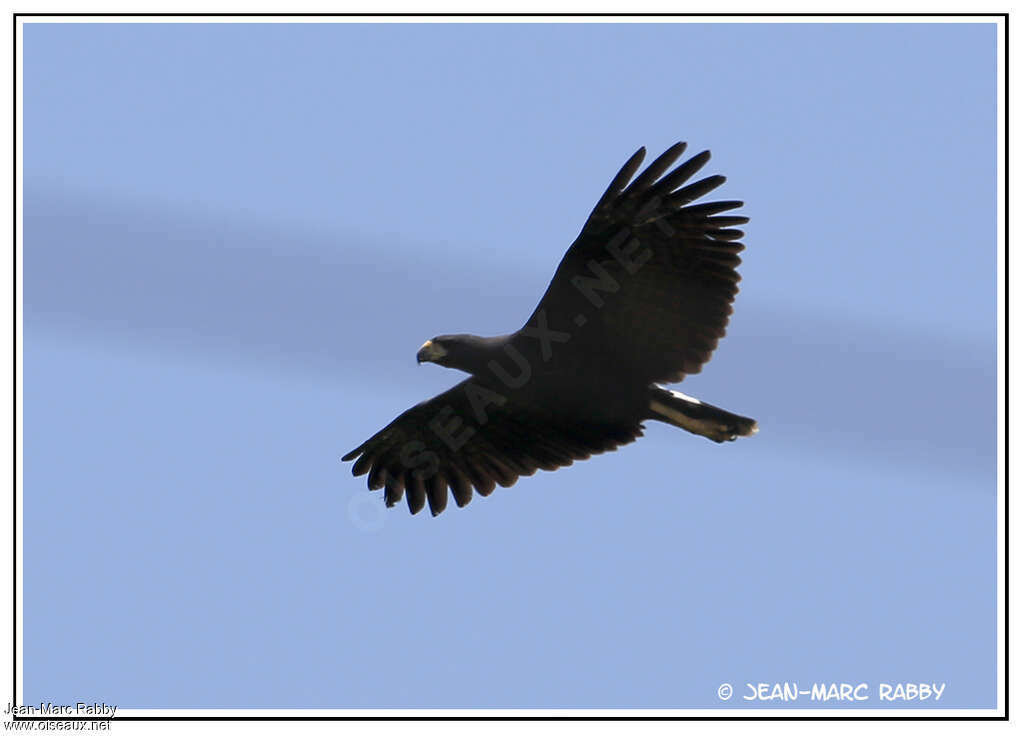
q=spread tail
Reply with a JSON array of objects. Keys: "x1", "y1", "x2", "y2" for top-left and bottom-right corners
[{"x1": 648, "y1": 386, "x2": 758, "y2": 443}]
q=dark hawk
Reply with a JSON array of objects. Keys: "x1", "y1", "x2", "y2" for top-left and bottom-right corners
[{"x1": 343, "y1": 141, "x2": 758, "y2": 515}]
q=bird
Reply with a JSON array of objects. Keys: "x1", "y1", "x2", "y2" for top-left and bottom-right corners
[{"x1": 342, "y1": 141, "x2": 758, "y2": 516}]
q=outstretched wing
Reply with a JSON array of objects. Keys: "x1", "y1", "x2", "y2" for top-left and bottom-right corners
[
  {"x1": 525, "y1": 142, "x2": 747, "y2": 385},
  {"x1": 342, "y1": 378, "x2": 642, "y2": 516}
]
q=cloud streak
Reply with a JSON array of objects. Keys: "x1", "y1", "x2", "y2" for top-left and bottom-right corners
[{"x1": 24, "y1": 188, "x2": 996, "y2": 482}]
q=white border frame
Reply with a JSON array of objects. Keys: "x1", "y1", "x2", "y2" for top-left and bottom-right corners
[{"x1": 4, "y1": 12, "x2": 1008, "y2": 722}]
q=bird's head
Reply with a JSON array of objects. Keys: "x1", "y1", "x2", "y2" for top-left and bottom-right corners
[
  {"x1": 417, "y1": 337, "x2": 453, "y2": 367},
  {"x1": 417, "y1": 334, "x2": 499, "y2": 373}
]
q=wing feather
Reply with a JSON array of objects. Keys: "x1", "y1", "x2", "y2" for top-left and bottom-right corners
[
  {"x1": 342, "y1": 378, "x2": 641, "y2": 515},
  {"x1": 524, "y1": 143, "x2": 748, "y2": 384}
]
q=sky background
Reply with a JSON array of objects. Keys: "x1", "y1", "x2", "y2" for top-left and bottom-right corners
[{"x1": 22, "y1": 21, "x2": 998, "y2": 709}]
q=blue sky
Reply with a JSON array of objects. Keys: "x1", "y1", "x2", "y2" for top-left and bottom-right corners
[{"x1": 22, "y1": 21, "x2": 998, "y2": 709}]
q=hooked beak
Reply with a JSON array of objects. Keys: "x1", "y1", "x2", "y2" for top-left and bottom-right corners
[{"x1": 417, "y1": 339, "x2": 447, "y2": 364}]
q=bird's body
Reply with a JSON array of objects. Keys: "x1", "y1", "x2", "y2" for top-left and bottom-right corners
[{"x1": 343, "y1": 141, "x2": 757, "y2": 515}]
